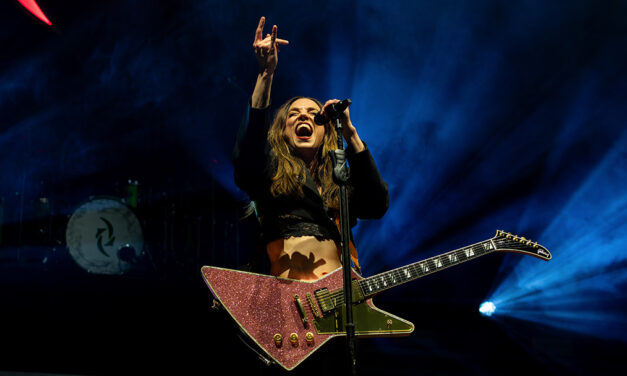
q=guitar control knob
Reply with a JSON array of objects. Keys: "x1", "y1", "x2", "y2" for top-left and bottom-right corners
[
  {"x1": 289, "y1": 333, "x2": 299, "y2": 346},
  {"x1": 305, "y1": 332, "x2": 314, "y2": 345},
  {"x1": 273, "y1": 333, "x2": 283, "y2": 347}
]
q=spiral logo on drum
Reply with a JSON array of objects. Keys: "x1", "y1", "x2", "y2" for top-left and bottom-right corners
[
  {"x1": 67, "y1": 198, "x2": 143, "y2": 275},
  {"x1": 95, "y1": 217, "x2": 116, "y2": 257}
]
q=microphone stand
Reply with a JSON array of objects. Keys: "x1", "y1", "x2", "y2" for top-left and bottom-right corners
[{"x1": 328, "y1": 107, "x2": 357, "y2": 376}]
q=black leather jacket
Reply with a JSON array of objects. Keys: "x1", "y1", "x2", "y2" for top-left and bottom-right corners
[{"x1": 233, "y1": 104, "x2": 389, "y2": 244}]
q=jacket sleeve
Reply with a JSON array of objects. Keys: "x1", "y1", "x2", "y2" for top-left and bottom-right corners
[
  {"x1": 232, "y1": 105, "x2": 273, "y2": 198},
  {"x1": 347, "y1": 144, "x2": 389, "y2": 219}
]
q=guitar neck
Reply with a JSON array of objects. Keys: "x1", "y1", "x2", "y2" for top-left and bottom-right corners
[{"x1": 358, "y1": 239, "x2": 496, "y2": 298}]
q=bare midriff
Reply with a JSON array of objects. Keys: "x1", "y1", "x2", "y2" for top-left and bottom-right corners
[{"x1": 267, "y1": 236, "x2": 342, "y2": 281}]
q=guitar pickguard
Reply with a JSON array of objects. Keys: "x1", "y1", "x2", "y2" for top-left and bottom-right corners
[{"x1": 314, "y1": 299, "x2": 414, "y2": 336}]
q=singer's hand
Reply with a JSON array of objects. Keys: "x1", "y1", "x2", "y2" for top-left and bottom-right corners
[
  {"x1": 322, "y1": 99, "x2": 365, "y2": 153},
  {"x1": 253, "y1": 17, "x2": 289, "y2": 74}
]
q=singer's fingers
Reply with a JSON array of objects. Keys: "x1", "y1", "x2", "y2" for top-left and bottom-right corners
[
  {"x1": 254, "y1": 17, "x2": 265, "y2": 43},
  {"x1": 259, "y1": 35, "x2": 288, "y2": 43},
  {"x1": 270, "y1": 25, "x2": 277, "y2": 53},
  {"x1": 321, "y1": 99, "x2": 340, "y2": 114},
  {"x1": 260, "y1": 37, "x2": 288, "y2": 46}
]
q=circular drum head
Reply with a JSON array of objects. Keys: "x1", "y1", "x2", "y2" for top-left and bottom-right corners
[{"x1": 66, "y1": 198, "x2": 143, "y2": 275}]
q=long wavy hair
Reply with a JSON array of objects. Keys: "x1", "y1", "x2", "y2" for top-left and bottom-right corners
[{"x1": 268, "y1": 96, "x2": 340, "y2": 210}]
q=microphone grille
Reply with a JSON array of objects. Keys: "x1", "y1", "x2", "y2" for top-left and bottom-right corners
[{"x1": 314, "y1": 113, "x2": 328, "y2": 125}]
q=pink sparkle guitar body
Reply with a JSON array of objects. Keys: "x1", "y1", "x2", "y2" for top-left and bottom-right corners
[{"x1": 201, "y1": 266, "x2": 414, "y2": 371}]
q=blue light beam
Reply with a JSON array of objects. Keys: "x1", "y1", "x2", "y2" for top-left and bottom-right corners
[{"x1": 484, "y1": 129, "x2": 627, "y2": 342}]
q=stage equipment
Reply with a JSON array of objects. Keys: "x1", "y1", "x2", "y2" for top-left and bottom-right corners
[
  {"x1": 314, "y1": 99, "x2": 352, "y2": 125},
  {"x1": 66, "y1": 197, "x2": 143, "y2": 274},
  {"x1": 479, "y1": 301, "x2": 496, "y2": 316},
  {"x1": 325, "y1": 97, "x2": 358, "y2": 374}
]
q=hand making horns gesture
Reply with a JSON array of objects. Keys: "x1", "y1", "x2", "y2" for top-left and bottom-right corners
[{"x1": 253, "y1": 16, "x2": 289, "y2": 74}]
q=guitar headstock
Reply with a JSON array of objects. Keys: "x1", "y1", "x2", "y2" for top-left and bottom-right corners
[{"x1": 492, "y1": 230, "x2": 552, "y2": 261}]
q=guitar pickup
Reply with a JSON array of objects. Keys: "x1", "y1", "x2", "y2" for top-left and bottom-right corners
[
  {"x1": 293, "y1": 295, "x2": 308, "y2": 326},
  {"x1": 314, "y1": 288, "x2": 334, "y2": 313}
]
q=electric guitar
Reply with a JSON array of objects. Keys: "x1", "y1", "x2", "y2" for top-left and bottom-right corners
[{"x1": 201, "y1": 230, "x2": 551, "y2": 371}]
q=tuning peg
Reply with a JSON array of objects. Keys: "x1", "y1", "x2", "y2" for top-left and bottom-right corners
[
  {"x1": 526, "y1": 240, "x2": 532, "y2": 246},
  {"x1": 506, "y1": 233, "x2": 513, "y2": 239},
  {"x1": 533, "y1": 241, "x2": 539, "y2": 249},
  {"x1": 519, "y1": 236, "x2": 526, "y2": 243}
]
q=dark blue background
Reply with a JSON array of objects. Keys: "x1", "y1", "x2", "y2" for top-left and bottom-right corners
[{"x1": 1, "y1": 1, "x2": 626, "y2": 374}]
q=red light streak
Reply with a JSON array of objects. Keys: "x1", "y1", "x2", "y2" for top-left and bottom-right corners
[{"x1": 17, "y1": 0, "x2": 52, "y2": 26}]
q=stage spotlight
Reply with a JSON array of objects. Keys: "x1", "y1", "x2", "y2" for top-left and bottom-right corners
[
  {"x1": 479, "y1": 301, "x2": 496, "y2": 317},
  {"x1": 482, "y1": 130, "x2": 627, "y2": 342}
]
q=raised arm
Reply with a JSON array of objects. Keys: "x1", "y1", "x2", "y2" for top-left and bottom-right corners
[
  {"x1": 251, "y1": 17, "x2": 289, "y2": 108},
  {"x1": 234, "y1": 18, "x2": 289, "y2": 195}
]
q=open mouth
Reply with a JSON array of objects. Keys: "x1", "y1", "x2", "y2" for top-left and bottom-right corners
[{"x1": 296, "y1": 123, "x2": 313, "y2": 139}]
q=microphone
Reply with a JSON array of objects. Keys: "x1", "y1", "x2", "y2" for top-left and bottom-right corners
[{"x1": 314, "y1": 99, "x2": 352, "y2": 125}]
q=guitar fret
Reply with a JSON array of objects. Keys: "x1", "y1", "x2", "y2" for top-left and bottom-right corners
[
  {"x1": 409, "y1": 265, "x2": 418, "y2": 278},
  {"x1": 404, "y1": 267, "x2": 412, "y2": 279},
  {"x1": 427, "y1": 259, "x2": 436, "y2": 271},
  {"x1": 358, "y1": 239, "x2": 498, "y2": 298}
]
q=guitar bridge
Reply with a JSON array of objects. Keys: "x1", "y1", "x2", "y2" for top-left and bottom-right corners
[{"x1": 306, "y1": 293, "x2": 322, "y2": 319}]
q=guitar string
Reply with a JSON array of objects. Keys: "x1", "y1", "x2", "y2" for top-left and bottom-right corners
[
  {"x1": 319, "y1": 242, "x2": 492, "y2": 307},
  {"x1": 326, "y1": 244, "x2": 487, "y2": 304},
  {"x1": 316, "y1": 238, "x2": 533, "y2": 308},
  {"x1": 286, "y1": 238, "x2": 540, "y2": 354}
]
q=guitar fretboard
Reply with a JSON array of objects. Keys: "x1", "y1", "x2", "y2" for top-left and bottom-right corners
[{"x1": 358, "y1": 239, "x2": 496, "y2": 297}]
